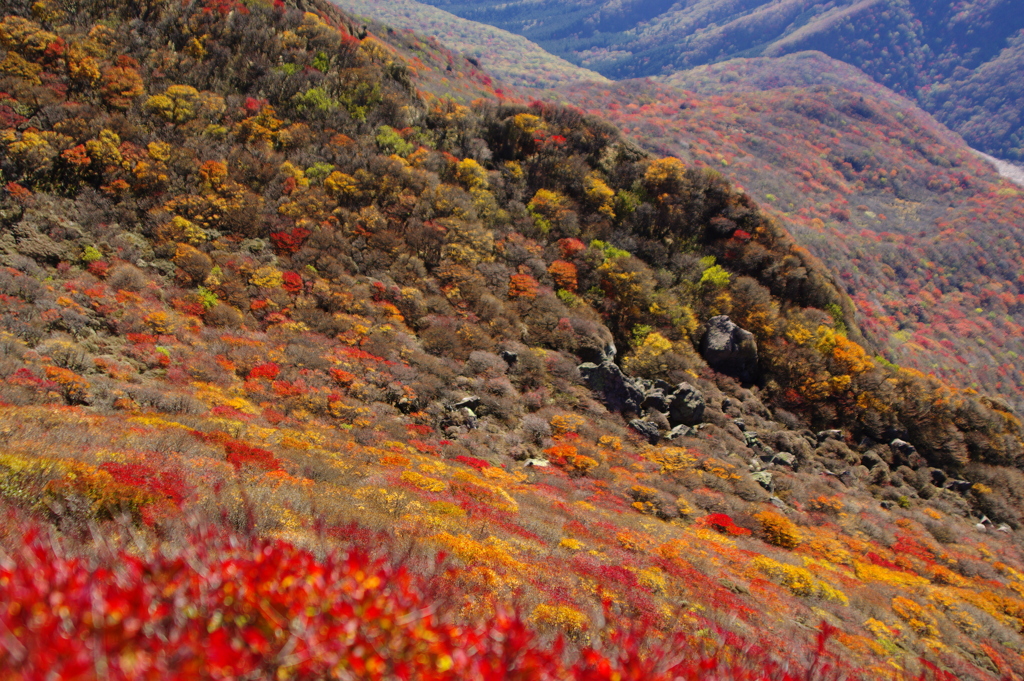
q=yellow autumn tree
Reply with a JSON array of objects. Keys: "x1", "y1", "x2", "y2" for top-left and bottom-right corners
[{"x1": 144, "y1": 85, "x2": 201, "y2": 123}]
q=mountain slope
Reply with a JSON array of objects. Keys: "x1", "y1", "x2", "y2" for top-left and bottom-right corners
[
  {"x1": 408, "y1": 0, "x2": 1024, "y2": 161},
  {"x1": 3, "y1": 0, "x2": 1024, "y2": 677},
  {"x1": 552, "y1": 52, "x2": 1024, "y2": 411}
]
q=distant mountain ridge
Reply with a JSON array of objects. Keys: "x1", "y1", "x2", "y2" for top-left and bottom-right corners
[
  {"x1": 408, "y1": 0, "x2": 1024, "y2": 162},
  {"x1": 331, "y1": 0, "x2": 609, "y2": 88}
]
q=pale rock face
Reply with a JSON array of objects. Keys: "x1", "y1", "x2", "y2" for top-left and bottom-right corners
[{"x1": 699, "y1": 315, "x2": 759, "y2": 383}]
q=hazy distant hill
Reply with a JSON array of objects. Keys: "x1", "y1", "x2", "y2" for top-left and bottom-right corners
[
  {"x1": 332, "y1": 0, "x2": 609, "y2": 88},
  {"x1": 410, "y1": 0, "x2": 1024, "y2": 161}
]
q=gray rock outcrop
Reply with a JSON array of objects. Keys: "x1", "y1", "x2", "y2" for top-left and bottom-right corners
[
  {"x1": 579, "y1": 361, "x2": 644, "y2": 414},
  {"x1": 579, "y1": 362, "x2": 706, "y2": 434},
  {"x1": 667, "y1": 382, "x2": 705, "y2": 427},
  {"x1": 629, "y1": 419, "x2": 662, "y2": 444}
]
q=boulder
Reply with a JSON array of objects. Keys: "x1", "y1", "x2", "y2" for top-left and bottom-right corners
[
  {"x1": 459, "y1": 407, "x2": 478, "y2": 429},
  {"x1": 770, "y1": 451, "x2": 796, "y2": 467},
  {"x1": 817, "y1": 429, "x2": 844, "y2": 442},
  {"x1": 751, "y1": 471, "x2": 773, "y2": 490},
  {"x1": 654, "y1": 379, "x2": 675, "y2": 393},
  {"x1": 641, "y1": 388, "x2": 670, "y2": 414},
  {"x1": 946, "y1": 479, "x2": 972, "y2": 493},
  {"x1": 699, "y1": 315, "x2": 759, "y2": 383},
  {"x1": 577, "y1": 340, "x2": 617, "y2": 365},
  {"x1": 891, "y1": 438, "x2": 927, "y2": 469},
  {"x1": 629, "y1": 419, "x2": 661, "y2": 444},
  {"x1": 667, "y1": 382, "x2": 705, "y2": 426},
  {"x1": 860, "y1": 450, "x2": 887, "y2": 469},
  {"x1": 451, "y1": 396, "x2": 481, "y2": 412},
  {"x1": 578, "y1": 361, "x2": 643, "y2": 414},
  {"x1": 869, "y1": 462, "x2": 891, "y2": 485},
  {"x1": 666, "y1": 424, "x2": 696, "y2": 440}
]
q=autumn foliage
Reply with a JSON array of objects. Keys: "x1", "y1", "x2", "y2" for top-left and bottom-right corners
[{"x1": 0, "y1": 0, "x2": 1022, "y2": 677}]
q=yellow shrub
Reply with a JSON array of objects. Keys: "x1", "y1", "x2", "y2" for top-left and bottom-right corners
[
  {"x1": 636, "y1": 567, "x2": 667, "y2": 594},
  {"x1": 456, "y1": 158, "x2": 489, "y2": 189},
  {"x1": 754, "y1": 556, "x2": 814, "y2": 597},
  {"x1": 753, "y1": 556, "x2": 848, "y2": 605},
  {"x1": 531, "y1": 604, "x2": 588, "y2": 641},
  {"x1": 645, "y1": 446, "x2": 697, "y2": 474},
  {"x1": 428, "y1": 501, "x2": 466, "y2": 517},
  {"x1": 863, "y1": 618, "x2": 896, "y2": 640},
  {"x1": 144, "y1": 85, "x2": 200, "y2": 123},
  {"x1": 354, "y1": 487, "x2": 408, "y2": 515},
  {"x1": 452, "y1": 471, "x2": 518, "y2": 513},
  {"x1": 249, "y1": 265, "x2": 283, "y2": 288},
  {"x1": 549, "y1": 413, "x2": 585, "y2": 436},
  {"x1": 891, "y1": 596, "x2": 939, "y2": 637},
  {"x1": 144, "y1": 311, "x2": 175, "y2": 334},
  {"x1": 643, "y1": 157, "x2": 686, "y2": 188},
  {"x1": 479, "y1": 466, "x2": 528, "y2": 484},
  {"x1": 431, "y1": 533, "x2": 526, "y2": 575},
  {"x1": 400, "y1": 470, "x2": 446, "y2": 493},
  {"x1": 806, "y1": 495, "x2": 844, "y2": 514},
  {"x1": 701, "y1": 457, "x2": 740, "y2": 480},
  {"x1": 616, "y1": 530, "x2": 649, "y2": 552},
  {"x1": 853, "y1": 561, "x2": 930, "y2": 588},
  {"x1": 623, "y1": 331, "x2": 674, "y2": 376},
  {"x1": 0, "y1": 52, "x2": 42, "y2": 84},
  {"x1": 930, "y1": 589, "x2": 980, "y2": 635},
  {"x1": 583, "y1": 172, "x2": 615, "y2": 218}
]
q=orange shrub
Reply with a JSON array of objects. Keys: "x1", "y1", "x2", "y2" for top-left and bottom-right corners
[
  {"x1": 543, "y1": 444, "x2": 598, "y2": 477},
  {"x1": 508, "y1": 273, "x2": 540, "y2": 299},
  {"x1": 755, "y1": 510, "x2": 801, "y2": 549}
]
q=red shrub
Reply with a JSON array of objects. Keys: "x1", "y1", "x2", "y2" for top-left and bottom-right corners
[
  {"x1": 558, "y1": 238, "x2": 586, "y2": 259},
  {"x1": 248, "y1": 362, "x2": 280, "y2": 380},
  {"x1": 270, "y1": 226, "x2": 311, "y2": 255},
  {"x1": 698, "y1": 513, "x2": 752, "y2": 536},
  {"x1": 99, "y1": 461, "x2": 190, "y2": 508},
  {"x1": 282, "y1": 270, "x2": 303, "y2": 294},
  {"x1": 453, "y1": 455, "x2": 491, "y2": 470},
  {"x1": 224, "y1": 440, "x2": 280, "y2": 471}
]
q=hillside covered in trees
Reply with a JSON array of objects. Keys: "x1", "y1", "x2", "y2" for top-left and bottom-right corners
[
  {"x1": 4, "y1": 0, "x2": 1024, "y2": 677},
  {"x1": 548, "y1": 52, "x2": 1024, "y2": 413},
  {"x1": 402, "y1": 0, "x2": 1024, "y2": 162}
]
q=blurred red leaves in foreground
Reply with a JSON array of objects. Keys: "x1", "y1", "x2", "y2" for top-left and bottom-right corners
[{"x1": 0, "y1": 520, "x2": 954, "y2": 681}]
